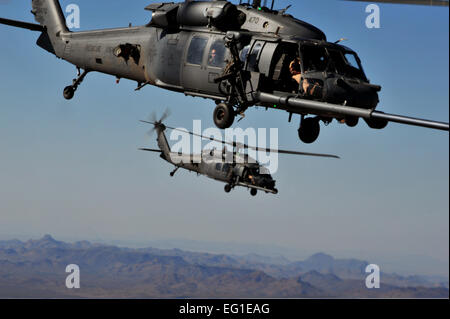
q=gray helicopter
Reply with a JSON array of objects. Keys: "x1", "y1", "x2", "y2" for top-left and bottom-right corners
[
  {"x1": 0, "y1": 0, "x2": 448, "y2": 144},
  {"x1": 139, "y1": 113, "x2": 339, "y2": 196}
]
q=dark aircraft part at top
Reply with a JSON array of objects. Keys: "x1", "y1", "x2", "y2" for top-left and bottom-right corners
[{"x1": 0, "y1": 0, "x2": 448, "y2": 145}]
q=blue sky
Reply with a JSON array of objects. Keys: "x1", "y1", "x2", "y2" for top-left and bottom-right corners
[{"x1": 0, "y1": 0, "x2": 448, "y2": 277}]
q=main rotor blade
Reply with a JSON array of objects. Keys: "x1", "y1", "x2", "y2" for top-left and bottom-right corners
[
  {"x1": 344, "y1": 0, "x2": 448, "y2": 6},
  {"x1": 141, "y1": 121, "x2": 339, "y2": 158},
  {"x1": 139, "y1": 148, "x2": 162, "y2": 153},
  {"x1": 248, "y1": 146, "x2": 340, "y2": 159},
  {"x1": 152, "y1": 122, "x2": 236, "y2": 147},
  {"x1": 0, "y1": 17, "x2": 45, "y2": 31}
]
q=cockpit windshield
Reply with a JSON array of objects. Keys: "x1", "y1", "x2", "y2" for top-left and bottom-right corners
[
  {"x1": 300, "y1": 44, "x2": 367, "y2": 80},
  {"x1": 328, "y1": 50, "x2": 366, "y2": 80},
  {"x1": 259, "y1": 166, "x2": 271, "y2": 176}
]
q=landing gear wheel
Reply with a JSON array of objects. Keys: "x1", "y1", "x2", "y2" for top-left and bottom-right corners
[
  {"x1": 213, "y1": 103, "x2": 235, "y2": 129},
  {"x1": 63, "y1": 69, "x2": 90, "y2": 101},
  {"x1": 345, "y1": 116, "x2": 359, "y2": 128},
  {"x1": 298, "y1": 118, "x2": 320, "y2": 144},
  {"x1": 365, "y1": 117, "x2": 389, "y2": 130},
  {"x1": 170, "y1": 172, "x2": 175, "y2": 177},
  {"x1": 63, "y1": 86, "x2": 75, "y2": 100},
  {"x1": 250, "y1": 189, "x2": 257, "y2": 197},
  {"x1": 224, "y1": 184, "x2": 232, "y2": 193}
]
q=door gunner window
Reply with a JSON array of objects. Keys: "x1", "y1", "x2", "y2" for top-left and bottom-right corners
[
  {"x1": 187, "y1": 36, "x2": 208, "y2": 65},
  {"x1": 208, "y1": 40, "x2": 228, "y2": 68}
]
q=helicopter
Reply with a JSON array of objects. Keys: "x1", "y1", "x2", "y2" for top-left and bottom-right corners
[
  {"x1": 0, "y1": 0, "x2": 448, "y2": 144},
  {"x1": 139, "y1": 112, "x2": 339, "y2": 196}
]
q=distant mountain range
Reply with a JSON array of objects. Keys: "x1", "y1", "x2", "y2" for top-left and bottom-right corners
[{"x1": 0, "y1": 235, "x2": 447, "y2": 298}]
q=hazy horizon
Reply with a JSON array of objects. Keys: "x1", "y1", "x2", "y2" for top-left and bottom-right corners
[{"x1": 0, "y1": 233, "x2": 448, "y2": 279}]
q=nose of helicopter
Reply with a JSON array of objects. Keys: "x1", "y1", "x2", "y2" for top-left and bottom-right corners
[
  {"x1": 256, "y1": 175, "x2": 276, "y2": 190},
  {"x1": 266, "y1": 178, "x2": 276, "y2": 190},
  {"x1": 324, "y1": 77, "x2": 380, "y2": 109}
]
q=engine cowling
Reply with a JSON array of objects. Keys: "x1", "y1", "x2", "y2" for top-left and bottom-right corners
[{"x1": 147, "y1": 1, "x2": 246, "y2": 31}]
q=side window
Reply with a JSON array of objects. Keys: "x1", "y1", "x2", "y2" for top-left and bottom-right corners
[
  {"x1": 187, "y1": 36, "x2": 208, "y2": 65},
  {"x1": 222, "y1": 164, "x2": 230, "y2": 173},
  {"x1": 208, "y1": 40, "x2": 228, "y2": 68},
  {"x1": 247, "y1": 42, "x2": 263, "y2": 72},
  {"x1": 215, "y1": 163, "x2": 222, "y2": 171}
]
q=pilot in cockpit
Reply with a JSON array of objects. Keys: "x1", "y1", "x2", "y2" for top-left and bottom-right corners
[{"x1": 209, "y1": 49, "x2": 217, "y2": 65}]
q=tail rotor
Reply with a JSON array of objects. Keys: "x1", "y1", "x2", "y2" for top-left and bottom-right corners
[{"x1": 140, "y1": 108, "x2": 171, "y2": 136}]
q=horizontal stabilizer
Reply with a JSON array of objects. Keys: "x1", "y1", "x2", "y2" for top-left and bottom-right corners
[{"x1": 0, "y1": 17, "x2": 45, "y2": 32}]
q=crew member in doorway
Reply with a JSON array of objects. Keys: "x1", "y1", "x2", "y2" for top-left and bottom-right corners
[{"x1": 289, "y1": 57, "x2": 319, "y2": 96}]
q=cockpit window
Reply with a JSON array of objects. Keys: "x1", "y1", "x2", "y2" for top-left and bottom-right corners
[
  {"x1": 208, "y1": 40, "x2": 228, "y2": 68},
  {"x1": 299, "y1": 45, "x2": 366, "y2": 80},
  {"x1": 187, "y1": 36, "x2": 208, "y2": 65},
  {"x1": 344, "y1": 53, "x2": 360, "y2": 70},
  {"x1": 259, "y1": 166, "x2": 271, "y2": 175},
  {"x1": 328, "y1": 50, "x2": 366, "y2": 80},
  {"x1": 300, "y1": 45, "x2": 329, "y2": 72}
]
